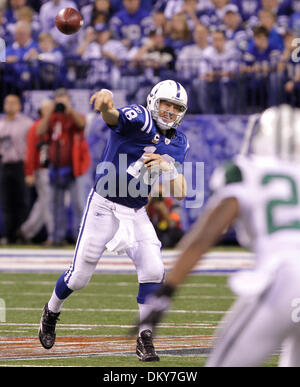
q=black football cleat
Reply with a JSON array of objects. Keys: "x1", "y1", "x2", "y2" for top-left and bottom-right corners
[
  {"x1": 38, "y1": 303, "x2": 60, "y2": 349},
  {"x1": 136, "y1": 329, "x2": 160, "y2": 362}
]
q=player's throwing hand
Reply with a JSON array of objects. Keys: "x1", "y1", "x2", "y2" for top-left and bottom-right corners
[
  {"x1": 89, "y1": 89, "x2": 119, "y2": 126},
  {"x1": 90, "y1": 89, "x2": 114, "y2": 113}
]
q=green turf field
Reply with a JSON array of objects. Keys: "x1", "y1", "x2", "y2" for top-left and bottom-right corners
[{"x1": 0, "y1": 272, "x2": 278, "y2": 367}]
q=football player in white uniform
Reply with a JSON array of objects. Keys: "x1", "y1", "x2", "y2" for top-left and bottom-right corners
[
  {"x1": 134, "y1": 104, "x2": 300, "y2": 366},
  {"x1": 38, "y1": 80, "x2": 189, "y2": 362}
]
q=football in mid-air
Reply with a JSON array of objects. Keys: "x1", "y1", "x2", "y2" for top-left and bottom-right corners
[{"x1": 55, "y1": 8, "x2": 83, "y2": 35}]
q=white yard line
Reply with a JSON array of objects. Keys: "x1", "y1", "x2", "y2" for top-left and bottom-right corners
[
  {"x1": 0, "y1": 322, "x2": 220, "y2": 329},
  {"x1": 18, "y1": 292, "x2": 234, "y2": 299},
  {"x1": 0, "y1": 249, "x2": 254, "y2": 273},
  {"x1": 2, "y1": 306, "x2": 226, "y2": 314},
  {"x1": 0, "y1": 280, "x2": 227, "y2": 288}
]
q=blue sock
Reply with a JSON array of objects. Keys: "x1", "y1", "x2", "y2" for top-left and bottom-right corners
[
  {"x1": 137, "y1": 282, "x2": 161, "y2": 304},
  {"x1": 55, "y1": 272, "x2": 74, "y2": 299}
]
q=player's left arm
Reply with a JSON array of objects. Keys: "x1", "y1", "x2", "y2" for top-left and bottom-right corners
[{"x1": 143, "y1": 153, "x2": 187, "y2": 200}]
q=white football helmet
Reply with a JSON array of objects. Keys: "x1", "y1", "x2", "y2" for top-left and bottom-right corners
[
  {"x1": 147, "y1": 80, "x2": 188, "y2": 130},
  {"x1": 241, "y1": 104, "x2": 300, "y2": 162}
]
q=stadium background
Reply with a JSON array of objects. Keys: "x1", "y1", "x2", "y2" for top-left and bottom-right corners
[
  {"x1": 0, "y1": 0, "x2": 298, "y2": 367},
  {"x1": 1, "y1": 0, "x2": 299, "y2": 242}
]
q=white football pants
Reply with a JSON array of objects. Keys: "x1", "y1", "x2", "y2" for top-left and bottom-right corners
[
  {"x1": 64, "y1": 189, "x2": 164, "y2": 291},
  {"x1": 206, "y1": 260, "x2": 300, "y2": 367}
]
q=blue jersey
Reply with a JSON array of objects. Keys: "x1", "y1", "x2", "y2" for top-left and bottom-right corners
[
  {"x1": 231, "y1": 0, "x2": 261, "y2": 22},
  {"x1": 244, "y1": 41, "x2": 282, "y2": 66},
  {"x1": 222, "y1": 26, "x2": 249, "y2": 52},
  {"x1": 110, "y1": 8, "x2": 153, "y2": 47},
  {"x1": 94, "y1": 104, "x2": 189, "y2": 209},
  {"x1": 164, "y1": 36, "x2": 192, "y2": 56},
  {"x1": 199, "y1": 9, "x2": 224, "y2": 32},
  {"x1": 279, "y1": 0, "x2": 300, "y2": 15},
  {"x1": 6, "y1": 40, "x2": 39, "y2": 86},
  {"x1": 6, "y1": 39, "x2": 38, "y2": 60}
]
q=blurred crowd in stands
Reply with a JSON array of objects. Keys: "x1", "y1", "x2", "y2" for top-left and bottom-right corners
[
  {"x1": 0, "y1": 89, "x2": 91, "y2": 246},
  {"x1": 1, "y1": 0, "x2": 300, "y2": 113}
]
